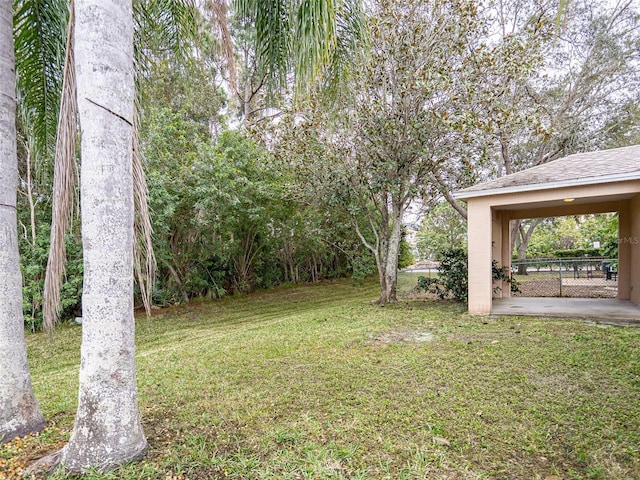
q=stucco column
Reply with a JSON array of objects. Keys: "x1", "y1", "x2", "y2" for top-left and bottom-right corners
[
  {"x1": 468, "y1": 200, "x2": 493, "y2": 315},
  {"x1": 630, "y1": 195, "x2": 640, "y2": 305},
  {"x1": 618, "y1": 200, "x2": 631, "y2": 301},
  {"x1": 491, "y1": 210, "x2": 511, "y2": 298},
  {"x1": 491, "y1": 210, "x2": 502, "y2": 298},
  {"x1": 501, "y1": 213, "x2": 512, "y2": 298}
]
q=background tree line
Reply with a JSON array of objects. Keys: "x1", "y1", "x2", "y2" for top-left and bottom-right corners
[
  {"x1": 14, "y1": 1, "x2": 373, "y2": 332},
  {"x1": 13, "y1": 0, "x2": 640, "y2": 329}
]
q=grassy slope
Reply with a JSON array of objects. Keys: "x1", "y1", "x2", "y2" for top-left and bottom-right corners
[{"x1": 2, "y1": 279, "x2": 639, "y2": 479}]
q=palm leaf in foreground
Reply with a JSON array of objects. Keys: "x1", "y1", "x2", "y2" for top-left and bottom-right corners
[
  {"x1": 43, "y1": 0, "x2": 77, "y2": 332},
  {"x1": 234, "y1": 0, "x2": 366, "y2": 96},
  {"x1": 43, "y1": 0, "x2": 198, "y2": 327},
  {"x1": 13, "y1": 0, "x2": 68, "y2": 171}
]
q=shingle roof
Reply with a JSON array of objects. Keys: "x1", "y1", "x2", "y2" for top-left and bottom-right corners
[{"x1": 454, "y1": 144, "x2": 640, "y2": 199}]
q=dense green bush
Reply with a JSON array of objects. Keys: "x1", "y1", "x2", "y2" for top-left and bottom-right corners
[
  {"x1": 398, "y1": 232, "x2": 415, "y2": 270},
  {"x1": 14, "y1": 116, "x2": 369, "y2": 330},
  {"x1": 142, "y1": 112, "x2": 367, "y2": 307},
  {"x1": 19, "y1": 224, "x2": 83, "y2": 331},
  {"x1": 417, "y1": 248, "x2": 468, "y2": 302},
  {"x1": 417, "y1": 248, "x2": 518, "y2": 303},
  {"x1": 351, "y1": 253, "x2": 377, "y2": 281}
]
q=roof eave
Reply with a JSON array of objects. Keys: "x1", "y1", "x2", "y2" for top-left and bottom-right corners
[{"x1": 453, "y1": 171, "x2": 640, "y2": 201}]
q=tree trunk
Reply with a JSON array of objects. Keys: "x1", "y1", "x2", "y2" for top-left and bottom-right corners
[
  {"x1": 376, "y1": 202, "x2": 403, "y2": 304},
  {"x1": 375, "y1": 241, "x2": 388, "y2": 304},
  {"x1": 516, "y1": 239, "x2": 528, "y2": 275},
  {"x1": 0, "y1": 3, "x2": 46, "y2": 443},
  {"x1": 382, "y1": 203, "x2": 403, "y2": 304},
  {"x1": 167, "y1": 263, "x2": 189, "y2": 303},
  {"x1": 509, "y1": 219, "x2": 520, "y2": 257},
  {"x1": 515, "y1": 220, "x2": 540, "y2": 276},
  {"x1": 60, "y1": 0, "x2": 147, "y2": 470}
]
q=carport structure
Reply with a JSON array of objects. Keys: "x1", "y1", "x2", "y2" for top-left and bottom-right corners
[{"x1": 454, "y1": 145, "x2": 640, "y2": 317}]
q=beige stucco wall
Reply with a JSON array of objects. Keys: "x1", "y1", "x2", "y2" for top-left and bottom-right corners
[
  {"x1": 618, "y1": 200, "x2": 631, "y2": 300},
  {"x1": 465, "y1": 180, "x2": 640, "y2": 315},
  {"x1": 489, "y1": 211, "x2": 512, "y2": 299},
  {"x1": 630, "y1": 194, "x2": 640, "y2": 304},
  {"x1": 467, "y1": 201, "x2": 492, "y2": 315}
]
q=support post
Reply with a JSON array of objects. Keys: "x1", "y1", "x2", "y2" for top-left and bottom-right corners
[{"x1": 467, "y1": 200, "x2": 493, "y2": 315}]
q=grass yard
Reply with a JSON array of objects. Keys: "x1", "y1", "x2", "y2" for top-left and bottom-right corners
[{"x1": 2, "y1": 279, "x2": 639, "y2": 479}]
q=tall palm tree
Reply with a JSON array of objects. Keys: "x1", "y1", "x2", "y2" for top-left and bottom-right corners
[
  {"x1": 43, "y1": 0, "x2": 197, "y2": 331},
  {"x1": 10, "y1": 0, "x2": 197, "y2": 470},
  {"x1": 0, "y1": 0, "x2": 46, "y2": 444},
  {"x1": 5, "y1": 0, "x2": 193, "y2": 457},
  {"x1": 49, "y1": 0, "x2": 194, "y2": 470},
  {"x1": 57, "y1": 0, "x2": 147, "y2": 470}
]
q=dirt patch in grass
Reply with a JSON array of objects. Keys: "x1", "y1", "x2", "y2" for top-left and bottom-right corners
[{"x1": 367, "y1": 328, "x2": 435, "y2": 344}]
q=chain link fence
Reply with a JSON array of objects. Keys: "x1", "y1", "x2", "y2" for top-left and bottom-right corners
[
  {"x1": 396, "y1": 257, "x2": 618, "y2": 299},
  {"x1": 396, "y1": 262, "x2": 439, "y2": 299},
  {"x1": 512, "y1": 257, "x2": 618, "y2": 298}
]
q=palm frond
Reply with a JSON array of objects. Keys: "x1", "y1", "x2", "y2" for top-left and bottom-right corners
[
  {"x1": 235, "y1": 0, "x2": 292, "y2": 90},
  {"x1": 234, "y1": 0, "x2": 365, "y2": 96},
  {"x1": 14, "y1": 0, "x2": 69, "y2": 172},
  {"x1": 206, "y1": 0, "x2": 238, "y2": 89},
  {"x1": 293, "y1": 0, "x2": 336, "y2": 93},
  {"x1": 133, "y1": 0, "x2": 199, "y2": 80},
  {"x1": 556, "y1": 0, "x2": 571, "y2": 33},
  {"x1": 319, "y1": 0, "x2": 367, "y2": 98},
  {"x1": 132, "y1": 102, "x2": 156, "y2": 317},
  {"x1": 43, "y1": 0, "x2": 77, "y2": 332}
]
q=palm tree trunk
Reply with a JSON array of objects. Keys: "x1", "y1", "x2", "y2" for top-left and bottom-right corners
[
  {"x1": 60, "y1": 0, "x2": 146, "y2": 470},
  {"x1": 0, "y1": 1, "x2": 46, "y2": 444}
]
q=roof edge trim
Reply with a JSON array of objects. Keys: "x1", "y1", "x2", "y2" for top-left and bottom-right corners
[{"x1": 453, "y1": 171, "x2": 640, "y2": 200}]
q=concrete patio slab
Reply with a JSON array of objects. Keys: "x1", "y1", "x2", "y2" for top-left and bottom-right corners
[{"x1": 491, "y1": 297, "x2": 640, "y2": 326}]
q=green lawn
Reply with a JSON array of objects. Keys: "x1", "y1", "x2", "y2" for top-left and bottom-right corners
[{"x1": 3, "y1": 279, "x2": 640, "y2": 479}]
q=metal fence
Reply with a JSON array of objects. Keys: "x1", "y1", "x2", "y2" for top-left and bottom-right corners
[
  {"x1": 396, "y1": 257, "x2": 618, "y2": 300},
  {"x1": 396, "y1": 267, "x2": 439, "y2": 299},
  {"x1": 512, "y1": 257, "x2": 618, "y2": 298}
]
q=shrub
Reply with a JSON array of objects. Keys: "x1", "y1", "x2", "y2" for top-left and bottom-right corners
[
  {"x1": 21, "y1": 227, "x2": 83, "y2": 331},
  {"x1": 491, "y1": 260, "x2": 520, "y2": 295},
  {"x1": 398, "y1": 237, "x2": 415, "y2": 269},
  {"x1": 417, "y1": 248, "x2": 468, "y2": 302},
  {"x1": 552, "y1": 248, "x2": 602, "y2": 258},
  {"x1": 416, "y1": 248, "x2": 519, "y2": 303}
]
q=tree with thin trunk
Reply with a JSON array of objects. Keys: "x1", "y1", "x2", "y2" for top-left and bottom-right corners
[
  {"x1": 0, "y1": 0, "x2": 46, "y2": 444},
  {"x1": 268, "y1": 0, "x2": 482, "y2": 304},
  {"x1": 344, "y1": 0, "x2": 477, "y2": 304},
  {"x1": 56, "y1": 0, "x2": 147, "y2": 470}
]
